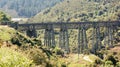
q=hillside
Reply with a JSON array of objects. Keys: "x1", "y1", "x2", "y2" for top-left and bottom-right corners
[
  {"x1": 28, "y1": 0, "x2": 120, "y2": 53},
  {"x1": 0, "y1": 25, "x2": 102, "y2": 67},
  {"x1": 0, "y1": 7, "x2": 120, "y2": 67},
  {"x1": 0, "y1": 0, "x2": 63, "y2": 17},
  {"x1": 29, "y1": 0, "x2": 120, "y2": 22}
]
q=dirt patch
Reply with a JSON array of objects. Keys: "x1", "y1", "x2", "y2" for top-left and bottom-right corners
[{"x1": 110, "y1": 46, "x2": 120, "y2": 52}]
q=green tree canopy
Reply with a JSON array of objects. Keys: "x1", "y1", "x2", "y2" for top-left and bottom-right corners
[{"x1": 0, "y1": 11, "x2": 11, "y2": 24}]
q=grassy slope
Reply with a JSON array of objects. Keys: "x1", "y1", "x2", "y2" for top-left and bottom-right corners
[
  {"x1": 0, "y1": 26, "x2": 16, "y2": 41},
  {"x1": 0, "y1": 26, "x2": 67, "y2": 67},
  {"x1": 29, "y1": 0, "x2": 120, "y2": 22},
  {"x1": 56, "y1": 54, "x2": 101, "y2": 67},
  {"x1": 0, "y1": 47, "x2": 33, "y2": 67}
]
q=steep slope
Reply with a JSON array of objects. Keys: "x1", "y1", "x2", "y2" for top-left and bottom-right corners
[
  {"x1": 0, "y1": 0, "x2": 63, "y2": 17},
  {"x1": 0, "y1": 26, "x2": 53, "y2": 67},
  {"x1": 29, "y1": 0, "x2": 120, "y2": 22},
  {"x1": 29, "y1": 0, "x2": 120, "y2": 54}
]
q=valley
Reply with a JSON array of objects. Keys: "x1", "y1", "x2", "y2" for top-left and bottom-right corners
[{"x1": 0, "y1": 0, "x2": 120, "y2": 67}]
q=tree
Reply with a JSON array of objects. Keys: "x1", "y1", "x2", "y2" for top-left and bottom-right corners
[{"x1": 0, "y1": 11, "x2": 11, "y2": 24}]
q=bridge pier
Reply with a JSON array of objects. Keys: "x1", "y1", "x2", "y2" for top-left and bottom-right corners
[
  {"x1": 104, "y1": 23, "x2": 114, "y2": 48},
  {"x1": 95, "y1": 24, "x2": 101, "y2": 52},
  {"x1": 108, "y1": 23, "x2": 114, "y2": 47},
  {"x1": 91, "y1": 23, "x2": 101, "y2": 54},
  {"x1": 59, "y1": 24, "x2": 69, "y2": 53},
  {"x1": 26, "y1": 25, "x2": 37, "y2": 38},
  {"x1": 78, "y1": 25, "x2": 82, "y2": 54},
  {"x1": 44, "y1": 25, "x2": 55, "y2": 48},
  {"x1": 78, "y1": 24, "x2": 88, "y2": 54}
]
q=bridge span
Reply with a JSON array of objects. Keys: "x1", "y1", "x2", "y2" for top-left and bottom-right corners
[{"x1": 10, "y1": 21, "x2": 120, "y2": 54}]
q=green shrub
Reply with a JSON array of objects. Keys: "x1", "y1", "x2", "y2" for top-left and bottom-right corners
[
  {"x1": 116, "y1": 62, "x2": 120, "y2": 67},
  {"x1": 61, "y1": 63, "x2": 67, "y2": 67},
  {"x1": 94, "y1": 58, "x2": 103, "y2": 65},
  {"x1": 11, "y1": 32, "x2": 35, "y2": 46},
  {"x1": 105, "y1": 55, "x2": 118, "y2": 65},
  {"x1": 105, "y1": 61, "x2": 114, "y2": 67},
  {"x1": 20, "y1": 46, "x2": 48, "y2": 65},
  {"x1": 32, "y1": 38, "x2": 42, "y2": 46},
  {"x1": 0, "y1": 47, "x2": 33, "y2": 67},
  {"x1": 53, "y1": 47, "x2": 64, "y2": 56}
]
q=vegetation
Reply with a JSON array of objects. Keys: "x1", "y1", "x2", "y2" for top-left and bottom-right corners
[
  {"x1": 28, "y1": 0, "x2": 120, "y2": 55},
  {"x1": 0, "y1": 25, "x2": 67, "y2": 67},
  {"x1": 0, "y1": 0, "x2": 120, "y2": 67},
  {"x1": 0, "y1": 11, "x2": 11, "y2": 24},
  {"x1": 29, "y1": 0, "x2": 120, "y2": 22},
  {"x1": 0, "y1": 47, "x2": 33, "y2": 67},
  {"x1": 0, "y1": 0, "x2": 63, "y2": 17},
  {"x1": 0, "y1": 20, "x2": 118, "y2": 67},
  {"x1": 28, "y1": 0, "x2": 120, "y2": 66}
]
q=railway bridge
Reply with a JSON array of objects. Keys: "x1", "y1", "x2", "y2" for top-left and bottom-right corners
[{"x1": 10, "y1": 21, "x2": 120, "y2": 54}]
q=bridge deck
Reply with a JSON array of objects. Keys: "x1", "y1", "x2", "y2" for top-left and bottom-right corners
[{"x1": 17, "y1": 21, "x2": 120, "y2": 30}]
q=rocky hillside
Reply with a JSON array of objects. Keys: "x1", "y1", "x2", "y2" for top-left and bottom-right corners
[{"x1": 29, "y1": 0, "x2": 120, "y2": 22}]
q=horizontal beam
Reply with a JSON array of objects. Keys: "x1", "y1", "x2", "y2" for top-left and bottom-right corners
[{"x1": 15, "y1": 21, "x2": 120, "y2": 30}]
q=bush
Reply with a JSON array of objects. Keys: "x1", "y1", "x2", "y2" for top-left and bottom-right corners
[
  {"x1": 20, "y1": 46, "x2": 58, "y2": 67},
  {"x1": 53, "y1": 47, "x2": 64, "y2": 57},
  {"x1": 116, "y1": 62, "x2": 120, "y2": 67},
  {"x1": 20, "y1": 46, "x2": 48, "y2": 65},
  {"x1": 0, "y1": 47, "x2": 33, "y2": 67},
  {"x1": 11, "y1": 32, "x2": 34, "y2": 46},
  {"x1": 105, "y1": 61, "x2": 114, "y2": 67},
  {"x1": 105, "y1": 55, "x2": 118, "y2": 65},
  {"x1": 61, "y1": 63, "x2": 67, "y2": 67},
  {"x1": 94, "y1": 58, "x2": 103, "y2": 64}
]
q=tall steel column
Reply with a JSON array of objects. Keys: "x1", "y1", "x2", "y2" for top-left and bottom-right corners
[
  {"x1": 95, "y1": 24, "x2": 101, "y2": 51},
  {"x1": 78, "y1": 24, "x2": 81, "y2": 54},
  {"x1": 59, "y1": 24, "x2": 69, "y2": 53},
  {"x1": 82, "y1": 24, "x2": 88, "y2": 51},
  {"x1": 65, "y1": 25, "x2": 69, "y2": 53},
  {"x1": 44, "y1": 29, "x2": 49, "y2": 47},
  {"x1": 108, "y1": 23, "x2": 114, "y2": 47},
  {"x1": 104, "y1": 23, "x2": 108, "y2": 47},
  {"x1": 91, "y1": 23, "x2": 101, "y2": 54},
  {"x1": 78, "y1": 24, "x2": 88, "y2": 53},
  {"x1": 44, "y1": 25, "x2": 55, "y2": 48},
  {"x1": 92, "y1": 23, "x2": 96, "y2": 54},
  {"x1": 50, "y1": 25, "x2": 55, "y2": 48}
]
